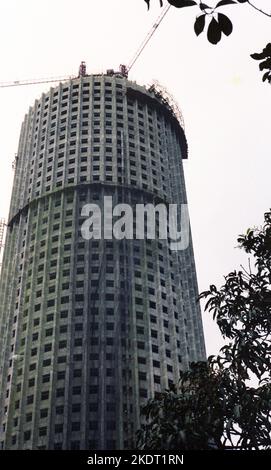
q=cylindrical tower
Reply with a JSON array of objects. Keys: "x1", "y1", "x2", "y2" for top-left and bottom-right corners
[{"x1": 0, "y1": 70, "x2": 205, "y2": 450}]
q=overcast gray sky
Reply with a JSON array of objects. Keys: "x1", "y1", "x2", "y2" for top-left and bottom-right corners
[{"x1": 0, "y1": 0, "x2": 270, "y2": 355}]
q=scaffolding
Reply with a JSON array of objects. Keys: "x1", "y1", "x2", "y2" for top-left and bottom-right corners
[
  {"x1": 12, "y1": 154, "x2": 18, "y2": 171},
  {"x1": 78, "y1": 61, "x2": 87, "y2": 77},
  {"x1": 148, "y1": 80, "x2": 185, "y2": 130},
  {"x1": 0, "y1": 218, "x2": 6, "y2": 271}
]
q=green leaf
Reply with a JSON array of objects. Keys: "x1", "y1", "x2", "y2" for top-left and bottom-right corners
[
  {"x1": 194, "y1": 14, "x2": 206, "y2": 36},
  {"x1": 207, "y1": 17, "x2": 222, "y2": 44},
  {"x1": 144, "y1": 0, "x2": 150, "y2": 9},
  {"x1": 218, "y1": 13, "x2": 233, "y2": 36},
  {"x1": 168, "y1": 0, "x2": 197, "y2": 7},
  {"x1": 263, "y1": 43, "x2": 271, "y2": 56},
  {"x1": 138, "y1": 210, "x2": 271, "y2": 451},
  {"x1": 251, "y1": 52, "x2": 267, "y2": 61},
  {"x1": 144, "y1": 0, "x2": 164, "y2": 9},
  {"x1": 259, "y1": 58, "x2": 271, "y2": 71},
  {"x1": 200, "y1": 3, "x2": 211, "y2": 10},
  {"x1": 262, "y1": 71, "x2": 271, "y2": 82},
  {"x1": 216, "y1": 0, "x2": 236, "y2": 6},
  {"x1": 210, "y1": 284, "x2": 217, "y2": 293}
]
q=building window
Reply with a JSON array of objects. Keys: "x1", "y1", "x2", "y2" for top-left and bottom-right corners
[
  {"x1": 26, "y1": 413, "x2": 32, "y2": 422},
  {"x1": 56, "y1": 406, "x2": 64, "y2": 415},
  {"x1": 41, "y1": 391, "x2": 49, "y2": 400},
  {"x1": 72, "y1": 403, "x2": 81, "y2": 413},
  {"x1": 40, "y1": 409, "x2": 48, "y2": 418},
  {"x1": 24, "y1": 431, "x2": 31, "y2": 441},
  {"x1": 39, "y1": 427, "x2": 47, "y2": 437},
  {"x1": 71, "y1": 441, "x2": 80, "y2": 450},
  {"x1": 27, "y1": 395, "x2": 34, "y2": 405},
  {"x1": 55, "y1": 424, "x2": 63, "y2": 433},
  {"x1": 71, "y1": 422, "x2": 80, "y2": 431}
]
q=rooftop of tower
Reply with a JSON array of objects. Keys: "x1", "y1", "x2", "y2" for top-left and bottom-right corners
[
  {"x1": 78, "y1": 62, "x2": 185, "y2": 133},
  {"x1": 24, "y1": 62, "x2": 188, "y2": 160}
]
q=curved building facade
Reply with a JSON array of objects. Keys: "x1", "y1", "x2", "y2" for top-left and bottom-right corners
[{"x1": 0, "y1": 70, "x2": 205, "y2": 450}]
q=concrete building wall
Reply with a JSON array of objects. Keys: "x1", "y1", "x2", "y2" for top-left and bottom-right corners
[{"x1": 0, "y1": 72, "x2": 205, "y2": 450}]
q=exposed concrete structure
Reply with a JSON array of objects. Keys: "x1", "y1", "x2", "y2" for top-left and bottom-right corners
[{"x1": 0, "y1": 71, "x2": 205, "y2": 450}]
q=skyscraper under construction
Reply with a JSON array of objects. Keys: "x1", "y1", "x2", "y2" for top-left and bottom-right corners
[{"x1": 0, "y1": 65, "x2": 205, "y2": 450}]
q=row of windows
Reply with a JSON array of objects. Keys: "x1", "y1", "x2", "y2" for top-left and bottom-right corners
[
  {"x1": 30, "y1": 106, "x2": 164, "y2": 136},
  {"x1": 14, "y1": 419, "x2": 117, "y2": 443},
  {"x1": 6, "y1": 438, "x2": 118, "y2": 450},
  {"x1": 29, "y1": 155, "x2": 168, "y2": 177},
  {"x1": 15, "y1": 326, "x2": 179, "y2": 356},
  {"x1": 11, "y1": 356, "x2": 173, "y2": 391},
  {"x1": 31, "y1": 86, "x2": 159, "y2": 119},
  {"x1": 18, "y1": 306, "x2": 181, "y2": 324},
  {"x1": 26, "y1": 283, "x2": 175, "y2": 300},
  {"x1": 10, "y1": 382, "x2": 154, "y2": 412},
  {"x1": 16, "y1": 322, "x2": 178, "y2": 353},
  {"x1": 27, "y1": 245, "x2": 171, "y2": 263},
  {"x1": 13, "y1": 364, "x2": 173, "y2": 399},
  {"x1": 6, "y1": 344, "x2": 186, "y2": 383},
  {"x1": 25, "y1": 179, "x2": 170, "y2": 201},
  {"x1": 32, "y1": 118, "x2": 161, "y2": 139},
  {"x1": 28, "y1": 154, "x2": 168, "y2": 175},
  {"x1": 30, "y1": 157, "x2": 164, "y2": 174},
  {"x1": 29, "y1": 169, "x2": 164, "y2": 183}
]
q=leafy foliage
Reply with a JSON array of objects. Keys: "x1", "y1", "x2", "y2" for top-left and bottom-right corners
[
  {"x1": 168, "y1": 0, "x2": 197, "y2": 7},
  {"x1": 144, "y1": 1, "x2": 271, "y2": 83},
  {"x1": 137, "y1": 211, "x2": 271, "y2": 450},
  {"x1": 251, "y1": 43, "x2": 271, "y2": 83}
]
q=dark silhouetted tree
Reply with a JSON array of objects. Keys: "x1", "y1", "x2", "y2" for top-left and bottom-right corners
[{"x1": 137, "y1": 210, "x2": 271, "y2": 450}]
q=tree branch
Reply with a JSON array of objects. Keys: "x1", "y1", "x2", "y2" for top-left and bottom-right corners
[{"x1": 247, "y1": 1, "x2": 271, "y2": 18}]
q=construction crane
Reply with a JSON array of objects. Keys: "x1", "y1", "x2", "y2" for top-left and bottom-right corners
[
  {"x1": 0, "y1": 61, "x2": 87, "y2": 89},
  {"x1": 0, "y1": 5, "x2": 171, "y2": 88},
  {"x1": 127, "y1": 3, "x2": 171, "y2": 73},
  {"x1": 0, "y1": 74, "x2": 76, "y2": 89}
]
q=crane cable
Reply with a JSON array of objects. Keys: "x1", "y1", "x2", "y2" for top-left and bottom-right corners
[
  {"x1": 127, "y1": 4, "x2": 171, "y2": 72},
  {"x1": 0, "y1": 5, "x2": 171, "y2": 88}
]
